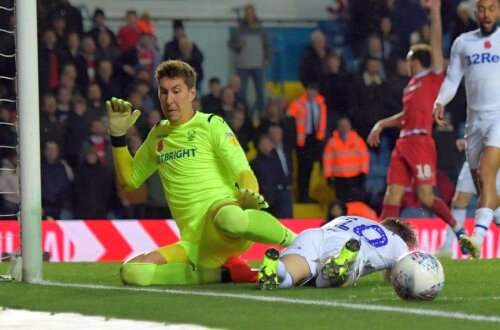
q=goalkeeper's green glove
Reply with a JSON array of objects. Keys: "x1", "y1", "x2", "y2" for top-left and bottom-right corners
[
  {"x1": 106, "y1": 97, "x2": 141, "y2": 137},
  {"x1": 237, "y1": 188, "x2": 269, "y2": 210}
]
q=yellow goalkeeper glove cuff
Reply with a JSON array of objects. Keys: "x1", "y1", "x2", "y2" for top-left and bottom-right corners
[
  {"x1": 237, "y1": 188, "x2": 269, "y2": 210},
  {"x1": 106, "y1": 97, "x2": 141, "y2": 137}
]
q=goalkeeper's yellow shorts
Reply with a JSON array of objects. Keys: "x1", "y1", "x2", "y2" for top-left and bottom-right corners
[{"x1": 156, "y1": 200, "x2": 252, "y2": 268}]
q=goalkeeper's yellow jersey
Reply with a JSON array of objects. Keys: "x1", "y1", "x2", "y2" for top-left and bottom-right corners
[{"x1": 127, "y1": 111, "x2": 250, "y2": 243}]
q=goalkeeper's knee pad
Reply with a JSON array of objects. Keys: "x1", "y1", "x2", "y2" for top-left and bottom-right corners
[
  {"x1": 120, "y1": 262, "x2": 156, "y2": 286},
  {"x1": 214, "y1": 205, "x2": 249, "y2": 238}
]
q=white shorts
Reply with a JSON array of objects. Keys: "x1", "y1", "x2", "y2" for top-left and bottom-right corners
[
  {"x1": 281, "y1": 229, "x2": 324, "y2": 279},
  {"x1": 465, "y1": 110, "x2": 500, "y2": 169},
  {"x1": 280, "y1": 228, "x2": 348, "y2": 284},
  {"x1": 456, "y1": 161, "x2": 500, "y2": 194}
]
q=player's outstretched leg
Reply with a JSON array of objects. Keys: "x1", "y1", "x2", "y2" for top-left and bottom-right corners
[
  {"x1": 436, "y1": 205, "x2": 469, "y2": 258},
  {"x1": 258, "y1": 248, "x2": 280, "y2": 290},
  {"x1": 454, "y1": 227, "x2": 470, "y2": 255},
  {"x1": 459, "y1": 234, "x2": 481, "y2": 259},
  {"x1": 214, "y1": 205, "x2": 296, "y2": 247},
  {"x1": 436, "y1": 226, "x2": 468, "y2": 258},
  {"x1": 320, "y1": 238, "x2": 360, "y2": 284},
  {"x1": 120, "y1": 262, "x2": 222, "y2": 286}
]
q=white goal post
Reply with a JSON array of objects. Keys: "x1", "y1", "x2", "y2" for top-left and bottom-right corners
[{"x1": 16, "y1": 0, "x2": 43, "y2": 283}]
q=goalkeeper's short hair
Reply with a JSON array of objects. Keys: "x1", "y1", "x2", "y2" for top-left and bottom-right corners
[{"x1": 155, "y1": 60, "x2": 197, "y2": 90}]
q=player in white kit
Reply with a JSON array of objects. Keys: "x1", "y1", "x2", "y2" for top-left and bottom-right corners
[
  {"x1": 433, "y1": 0, "x2": 500, "y2": 258},
  {"x1": 436, "y1": 160, "x2": 500, "y2": 257},
  {"x1": 257, "y1": 216, "x2": 416, "y2": 290}
]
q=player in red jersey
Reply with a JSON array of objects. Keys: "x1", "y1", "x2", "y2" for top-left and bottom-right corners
[{"x1": 367, "y1": 0, "x2": 467, "y2": 248}]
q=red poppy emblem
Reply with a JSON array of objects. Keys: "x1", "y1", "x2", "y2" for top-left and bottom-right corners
[
  {"x1": 485, "y1": 40, "x2": 492, "y2": 49},
  {"x1": 157, "y1": 140, "x2": 164, "y2": 152}
]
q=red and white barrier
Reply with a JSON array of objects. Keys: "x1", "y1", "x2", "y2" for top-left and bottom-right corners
[{"x1": 0, "y1": 219, "x2": 498, "y2": 261}]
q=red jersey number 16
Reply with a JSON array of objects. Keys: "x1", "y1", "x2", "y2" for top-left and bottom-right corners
[{"x1": 416, "y1": 164, "x2": 432, "y2": 179}]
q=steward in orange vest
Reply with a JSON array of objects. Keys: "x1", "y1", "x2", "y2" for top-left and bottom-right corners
[
  {"x1": 323, "y1": 117, "x2": 370, "y2": 203},
  {"x1": 287, "y1": 84, "x2": 328, "y2": 202},
  {"x1": 323, "y1": 131, "x2": 369, "y2": 178},
  {"x1": 287, "y1": 88, "x2": 327, "y2": 147}
]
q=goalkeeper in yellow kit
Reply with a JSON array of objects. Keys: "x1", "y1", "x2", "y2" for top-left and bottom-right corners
[{"x1": 107, "y1": 60, "x2": 296, "y2": 286}]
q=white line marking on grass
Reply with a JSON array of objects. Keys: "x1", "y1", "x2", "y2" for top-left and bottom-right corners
[
  {"x1": 0, "y1": 307, "x2": 213, "y2": 330},
  {"x1": 353, "y1": 296, "x2": 500, "y2": 303},
  {"x1": 38, "y1": 281, "x2": 500, "y2": 323}
]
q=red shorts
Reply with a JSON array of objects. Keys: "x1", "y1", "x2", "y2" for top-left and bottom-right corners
[{"x1": 387, "y1": 135, "x2": 436, "y2": 186}]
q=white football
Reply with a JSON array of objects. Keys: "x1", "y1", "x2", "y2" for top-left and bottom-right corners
[{"x1": 390, "y1": 251, "x2": 445, "y2": 301}]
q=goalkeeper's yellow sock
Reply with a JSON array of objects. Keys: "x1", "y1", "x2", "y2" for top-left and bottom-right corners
[
  {"x1": 214, "y1": 205, "x2": 296, "y2": 246},
  {"x1": 120, "y1": 262, "x2": 221, "y2": 286},
  {"x1": 245, "y1": 209, "x2": 296, "y2": 246}
]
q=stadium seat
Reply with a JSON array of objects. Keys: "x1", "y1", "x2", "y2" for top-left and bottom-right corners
[
  {"x1": 266, "y1": 80, "x2": 305, "y2": 102},
  {"x1": 293, "y1": 203, "x2": 325, "y2": 219}
]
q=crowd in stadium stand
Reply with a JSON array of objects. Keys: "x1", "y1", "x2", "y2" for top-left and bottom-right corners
[{"x1": 0, "y1": 0, "x2": 473, "y2": 220}]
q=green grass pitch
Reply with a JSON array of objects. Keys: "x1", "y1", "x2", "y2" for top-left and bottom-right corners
[{"x1": 0, "y1": 259, "x2": 499, "y2": 329}]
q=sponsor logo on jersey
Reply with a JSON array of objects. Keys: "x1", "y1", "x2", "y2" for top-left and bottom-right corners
[
  {"x1": 465, "y1": 52, "x2": 500, "y2": 66},
  {"x1": 226, "y1": 132, "x2": 239, "y2": 146},
  {"x1": 485, "y1": 40, "x2": 492, "y2": 49},
  {"x1": 187, "y1": 129, "x2": 197, "y2": 142},
  {"x1": 157, "y1": 140, "x2": 164, "y2": 152},
  {"x1": 156, "y1": 148, "x2": 196, "y2": 164}
]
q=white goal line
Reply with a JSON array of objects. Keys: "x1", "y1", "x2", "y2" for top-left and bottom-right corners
[{"x1": 35, "y1": 280, "x2": 500, "y2": 323}]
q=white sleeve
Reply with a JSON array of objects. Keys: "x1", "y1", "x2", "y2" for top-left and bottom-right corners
[{"x1": 435, "y1": 36, "x2": 465, "y2": 107}]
